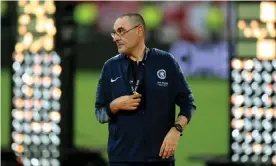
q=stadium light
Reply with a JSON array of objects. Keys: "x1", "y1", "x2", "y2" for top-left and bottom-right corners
[
  {"x1": 231, "y1": 59, "x2": 276, "y2": 164},
  {"x1": 230, "y1": 58, "x2": 276, "y2": 164},
  {"x1": 10, "y1": 1, "x2": 73, "y2": 166},
  {"x1": 231, "y1": 1, "x2": 276, "y2": 165}
]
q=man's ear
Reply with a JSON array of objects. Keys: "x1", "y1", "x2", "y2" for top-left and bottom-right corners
[{"x1": 138, "y1": 26, "x2": 144, "y2": 37}]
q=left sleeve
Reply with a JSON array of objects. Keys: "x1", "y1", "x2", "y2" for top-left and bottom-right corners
[
  {"x1": 169, "y1": 54, "x2": 196, "y2": 123},
  {"x1": 95, "y1": 61, "x2": 115, "y2": 124}
]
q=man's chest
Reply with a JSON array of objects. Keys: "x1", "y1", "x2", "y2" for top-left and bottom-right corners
[{"x1": 109, "y1": 63, "x2": 171, "y2": 99}]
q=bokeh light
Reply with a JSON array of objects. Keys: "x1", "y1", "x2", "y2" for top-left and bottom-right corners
[
  {"x1": 231, "y1": 58, "x2": 276, "y2": 164},
  {"x1": 12, "y1": 1, "x2": 61, "y2": 166}
]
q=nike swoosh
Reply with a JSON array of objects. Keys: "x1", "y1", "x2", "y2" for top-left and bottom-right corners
[{"x1": 111, "y1": 77, "x2": 121, "y2": 82}]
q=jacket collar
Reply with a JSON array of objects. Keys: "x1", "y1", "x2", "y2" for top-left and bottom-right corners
[{"x1": 120, "y1": 47, "x2": 149, "y2": 94}]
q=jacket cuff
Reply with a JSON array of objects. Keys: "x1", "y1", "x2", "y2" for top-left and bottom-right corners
[
  {"x1": 106, "y1": 104, "x2": 116, "y2": 119},
  {"x1": 178, "y1": 106, "x2": 195, "y2": 124}
]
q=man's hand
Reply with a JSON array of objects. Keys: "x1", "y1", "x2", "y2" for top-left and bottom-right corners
[
  {"x1": 110, "y1": 93, "x2": 142, "y2": 113},
  {"x1": 159, "y1": 127, "x2": 181, "y2": 159}
]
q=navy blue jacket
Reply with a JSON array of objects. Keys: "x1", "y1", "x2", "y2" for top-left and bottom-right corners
[{"x1": 95, "y1": 48, "x2": 196, "y2": 163}]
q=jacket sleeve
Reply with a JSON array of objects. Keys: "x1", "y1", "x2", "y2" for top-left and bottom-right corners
[
  {"x1": 95, "y1": 62, "x2": 115, "y2": 124},
  {"x1": 170, "y1": 54, "x2": 196, "y2": 123}
]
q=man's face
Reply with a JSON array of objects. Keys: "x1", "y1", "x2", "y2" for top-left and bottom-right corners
[{"x1": 112, "y1": 17, "x2": 141, "y2": 54}]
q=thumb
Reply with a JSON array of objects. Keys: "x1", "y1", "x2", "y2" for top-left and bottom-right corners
[{"x1": 132, "y1": 93, "x2": 142, "y2": 98}]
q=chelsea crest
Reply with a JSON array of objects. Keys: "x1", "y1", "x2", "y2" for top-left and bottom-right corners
[{"x1": 157, "y1": 69, "x2": 166, "y2": 79}]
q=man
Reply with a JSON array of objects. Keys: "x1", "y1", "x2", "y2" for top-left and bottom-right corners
[{"x1": 95, "y1": 13, "x2": 196, "y2": 166}]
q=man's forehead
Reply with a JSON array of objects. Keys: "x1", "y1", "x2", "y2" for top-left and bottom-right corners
[{"x1": 113, "y1": 17, "x2": 131, "y2": 30}]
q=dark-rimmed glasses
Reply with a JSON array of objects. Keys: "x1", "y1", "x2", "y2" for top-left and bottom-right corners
[{"x1": 111, "y1": 25, "x2": 140, "y2": 39}]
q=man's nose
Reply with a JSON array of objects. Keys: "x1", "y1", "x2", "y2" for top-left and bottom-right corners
[{"x1": 113, "y1": 34, "x2": 120, "y2": 42}]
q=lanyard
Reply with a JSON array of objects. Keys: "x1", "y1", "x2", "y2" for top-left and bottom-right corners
[
  {"x1": 127, "y1": 47, "x2": 148, "y2": 94},
  {"x1": 130, "y1": 80, "x2": 140, "y2": 93},
  {"x1": 129, "y1": 62, "x2": 144, "y2": 94}
]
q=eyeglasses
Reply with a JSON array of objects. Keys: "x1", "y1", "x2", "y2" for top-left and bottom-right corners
[{"x1": 111, "y1": 25, "x2": 140, "y2": 39}]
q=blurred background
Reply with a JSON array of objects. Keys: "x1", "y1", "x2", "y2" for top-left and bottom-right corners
[{"x1": 1, "y1": 1, "x2": 275, "y2": 166}]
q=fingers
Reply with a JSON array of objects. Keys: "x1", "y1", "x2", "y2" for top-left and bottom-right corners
[
  {"x1": 133, "y1": 98, "x2": 141, "y2": 103},
  {"x1": 129, "y1": 95, "x2": 141, "y2": 108},
  {"x1": 131, "y1": 102, "x2": 140, "y2": 107},
  {"x1": 124, "y1": 104, "x2": 140, "y2": 111},
  {"x1": 160, "y1": 141, "x2": 169, "y2": 159},
  {"x1": 172, "y1": 146, "x2": 176, "y2": 154},
  {"x1": 125, "y1": 104, "x2": 139, "y2": 110},
  {"x1": 121, "y1": 94, "x2": 142, "y2": 111},
  {"x1": 163, "y1": 143, "x2": 169, "y2": 158},
  {"x1": 126, "y1": 102, "x2": 140, "y2": 110},
  {"x1": 159, "y1": 140, "x2": 176, "y2": 159},
  {"x1": 128, "y1": 107, "x2": 138, "y2": 110},
  {"x1": 132, "y1": 93, "x2": 142, "y2": 99},
  {"x1": 167, "y1": 145, "x2": 175, "y2": 158},
  {"x1": 159, "y1": 142, "x2": 165, "y2": 157}
]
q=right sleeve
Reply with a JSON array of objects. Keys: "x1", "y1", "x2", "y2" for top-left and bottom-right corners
[{"x1": 95, "y1": 62, "x2": 115, "y2": 124}]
